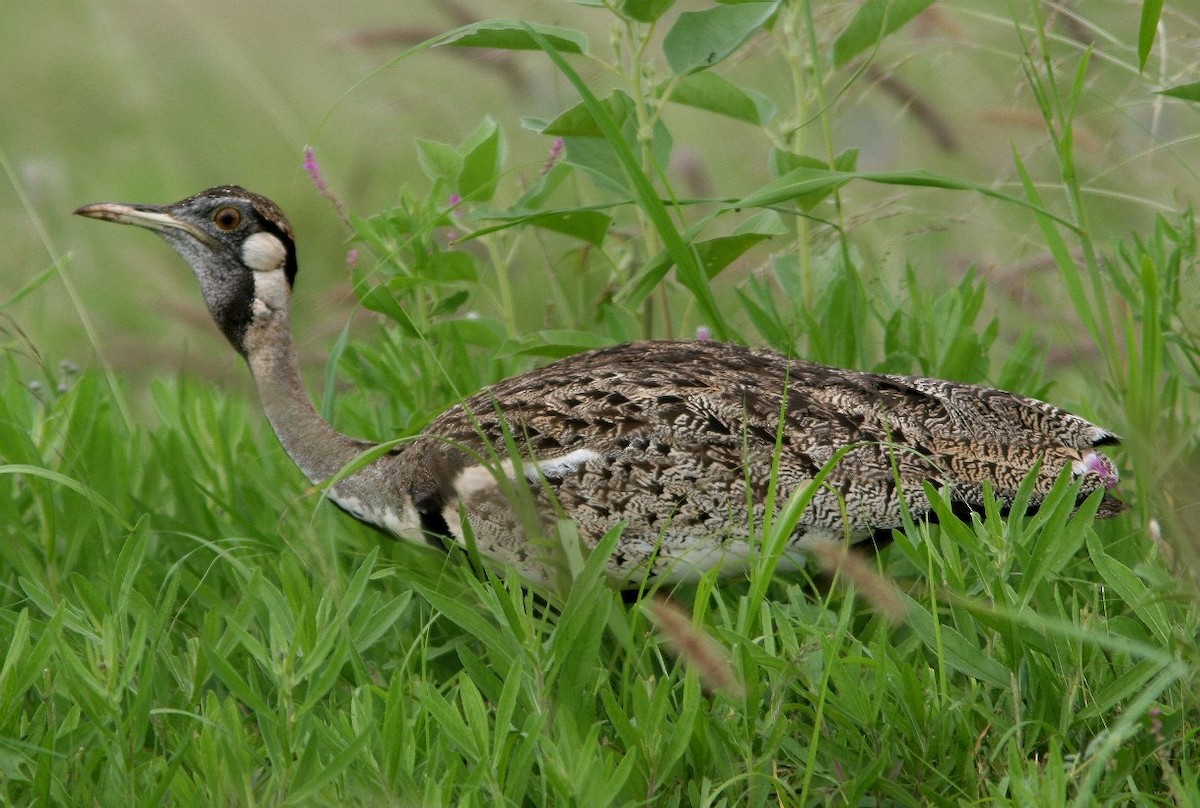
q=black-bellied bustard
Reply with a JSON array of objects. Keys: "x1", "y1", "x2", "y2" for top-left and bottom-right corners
[{"x1": 76, "y1": 186, "x2": 1123, "y2": 586}]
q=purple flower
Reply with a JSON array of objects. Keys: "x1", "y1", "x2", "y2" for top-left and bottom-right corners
[
  {"x1": 303, "y1": 147, "x2": 327, "y2": 193},
  {"x1": 695, "y1": 326, "x2": 712, "y2": 342},
  {"x1": 346, "y1": 249, "x2": 359, "y2": 269},
  {"x1": 302, "y1": 146, "x2": 349, "y2": 227},
  {"x1": 448, "y1": 193, "x2": 464, "y2": 218},
  {"x1": 541, "y1": 137, "x2": 565, "y2": 175}
]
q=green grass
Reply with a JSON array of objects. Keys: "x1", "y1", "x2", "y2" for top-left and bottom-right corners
[{"x1": 3, "y1": 1, "x2": 1200, "y2": 805}]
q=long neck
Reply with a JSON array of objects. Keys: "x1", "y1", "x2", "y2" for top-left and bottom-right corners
[
  {"x1": 242, "y1": 299, "x2": 372, "y2": 485},
  {"x1": 238, "y1": 285, "x2": 421, "y2": 540}
]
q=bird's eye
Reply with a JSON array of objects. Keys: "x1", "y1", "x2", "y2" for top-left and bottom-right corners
[{"x1": 213, "y1": 207, "x2": 242, "y2": 231}]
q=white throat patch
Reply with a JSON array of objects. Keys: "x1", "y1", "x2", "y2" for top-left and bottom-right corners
[
  {"x1": 252, "y1": 267, "x2": 291, "y2": 312},
  {"x1": 241, "y1": 232, "x2": 287, "y2": 272}
]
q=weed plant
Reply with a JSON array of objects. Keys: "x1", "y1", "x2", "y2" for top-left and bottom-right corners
[{"x1": 2, "y1": 2, "x2": 1198, "y2": 805}]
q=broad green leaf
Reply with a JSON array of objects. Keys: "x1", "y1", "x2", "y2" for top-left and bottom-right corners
[
  {"x1": 902, "y1": 593, "x2": 1010, "y2": 688},
  {"x1": 539, "y1": 92, "x2": 636, "y2": 138},
  {"x1": 832, "y1": 0, "x2": 934, "y2": 67},
  {"x1": 622, "y1": 0, "x2": 673, "y2": 22},
  {"x1": 359, "y1": 285, "x2": 419, "y2": 336},
  {"x1": 437, "y1": 20, "x2": 587, "y2": 54},
  {"x1": 512, "y1": 160, "x2": 570, "y2": 210},
  {"x1": 695, "y1": 233, "x2": 772, "y2": 278},
  {"x1": 662, "y1": 71, "x2": 777, "y2": 125},
  {"x1": 557, "y1": 136, "x2": 631, "y2": 195},
  {"x1": 767, "y1": 148, "x2": 858, "y2": 209},
  {"x1": 415, "y1": 138, "x2": 461, "y2": 184},
  {"x1": 458, "y1": 117, "x2": 503, "y2": 203},
  {"x1": 1157, "y1": 80, "x2": 1200, "y2": 102},
  {"x1": 1138, "y1": 0, "x2": 1164, "y2": 72},
  {"x1": 663, "y1": 1, "x2": 779, "y2": 75},
  {"x1": 428, "y1": 249, "x2": 479, "y2": 283},
  {"x1": 537, "y1": 92, "x2": 673, "y2": 196}
]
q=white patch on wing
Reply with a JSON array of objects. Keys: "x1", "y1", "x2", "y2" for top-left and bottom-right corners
[
  {"x1": 241, "y1": 231, "x2": 287, "y2": 272},
  {"x1": 453, "y1": 461, "x2": 515, "y2": 502},
  {"x1": 452, "y1": 448, "x2": 601, "y2": 501},
  {"x1": 527, "y1": 448, "x2": 601, "y2": 481}
]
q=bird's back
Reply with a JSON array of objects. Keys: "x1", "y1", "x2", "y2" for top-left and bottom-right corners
[{"x1": 392, "y1": 341, "x2": 1120, "y2": 583}]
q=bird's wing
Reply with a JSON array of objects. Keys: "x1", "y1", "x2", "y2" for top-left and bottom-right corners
[{"x1": 397, "y1": 341, "x2": 1120, "y2": 556}]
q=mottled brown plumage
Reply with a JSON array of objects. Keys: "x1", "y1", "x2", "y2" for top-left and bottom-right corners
[
  {"x1": 76, "y1": 187, "x2": 1123, "y2": 587},
  {"x1": 400, "y1": 339, "x2": 1122, "y2": 582}
]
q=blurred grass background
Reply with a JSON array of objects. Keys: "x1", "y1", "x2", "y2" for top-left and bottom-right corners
[
  {"x1": 4, "y1": 0, "x2": 574, "y2": 387},
  {"x1": 5, "y1": 1, "x2": 1196, "y2": 395}
]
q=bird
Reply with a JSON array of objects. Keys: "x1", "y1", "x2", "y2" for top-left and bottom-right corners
[{"x1": 75, "y1": 186, "x2": 1124, "y2": 587}]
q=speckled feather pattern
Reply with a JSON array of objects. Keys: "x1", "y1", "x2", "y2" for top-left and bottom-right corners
[{"x1": 390, "y1": 340, "x2": 1121, "y2": 583}]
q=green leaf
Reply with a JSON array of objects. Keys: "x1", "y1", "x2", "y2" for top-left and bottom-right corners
[
  {"x1": 1088, "y1": 534, "x2": 1172, "y2": 644},
  {"x1": 458, "y1": 117, "x2": 504, "y2": 203},
  {"x1": 289, "y1": 732, "x2": 372, "y2": 804},
  {"x1": 537, "y1": 91, "x2": 674, "y2": 199},
  {"x1": 732, "y1": 166, "x2": 1078, "y2": 229},
  {"x1": 359, "y1": 285, "x2": 419, "y2": 336},
  {"x1": 413, "y1": 680, "x2": 479, "y2": 757},
  {"x1": 832, "y1": 0, "x2": 934, "y2": 67},
  {"x1": 431, "y1": 316, "x2": 508, "y2": 347},
  {"x1": 202, "y1": 646, "x2": 273, "y2": 716},
  {"x1": 512, "y1": 160, "x2": 570, "y2": 210},
  {"x1": 1157, "y1": 80, "x2": 1200, "y2": 102},
  {"x1": 436, "y1": 20, "x2": 588, "y2": 54},
  {"x1": 0, "y1": 464, "x2": 133, "y2": 531},
  {"x1": 902, "y1": 593, "x2": 1010, "y2": 688},
  {"x1": 415, "y1": 138, "x2": 462, "y2": 184},
  {"x1": 692, "y1": 213, "x2": 786, "y2": 280},
  {"x1": 733, "y1": 166, "x2": 853, "y2": 209},
  {"x1": 695, "y1": 233, "x2": 771, "y2": 279},
  {"x1": 429, "y1": 249, "x2": 479, "y2": 283},
  {"x1": 621, "y1": 0, "x2": 674, "y2": 23},
  {"x1": 1137, "y1": 0, "x2": 1164, "y2": 72},
  {"x1": 662, "y1": 71, "x2": 777, "y2": 125},
  {"x1": 767, "y1": 148, "x2": 858, "y2": 209},
  {"x1": 502, "y1": 330, "x2": 615, "y2": 359},
  {"x1": 663, "y1": 1, "x2": 779, "y2": 75},
  {"x1": 474, "y1": 208, "x2": 613, "y2": 246},
  {"x1": 539, "y1": 93, "x2": 636, "y2": 138}
]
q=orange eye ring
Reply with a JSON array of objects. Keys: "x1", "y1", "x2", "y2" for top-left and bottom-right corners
[{"x1": 213, "y1": 207, "x2": 242, "y2": 231}]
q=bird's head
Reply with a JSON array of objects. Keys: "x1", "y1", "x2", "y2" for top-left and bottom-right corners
[{"x1": 75, "y1": 186, "x2": 297, "y2": 355}]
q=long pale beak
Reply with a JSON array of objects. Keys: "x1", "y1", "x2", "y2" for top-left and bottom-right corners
[{"x1": 74, "y1": 202, "x2": 218, "y2": 247}]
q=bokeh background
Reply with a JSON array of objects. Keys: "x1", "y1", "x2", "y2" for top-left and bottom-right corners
[{"x1": 3, "y1": 1, "x2": 1197, "y2": 392}]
